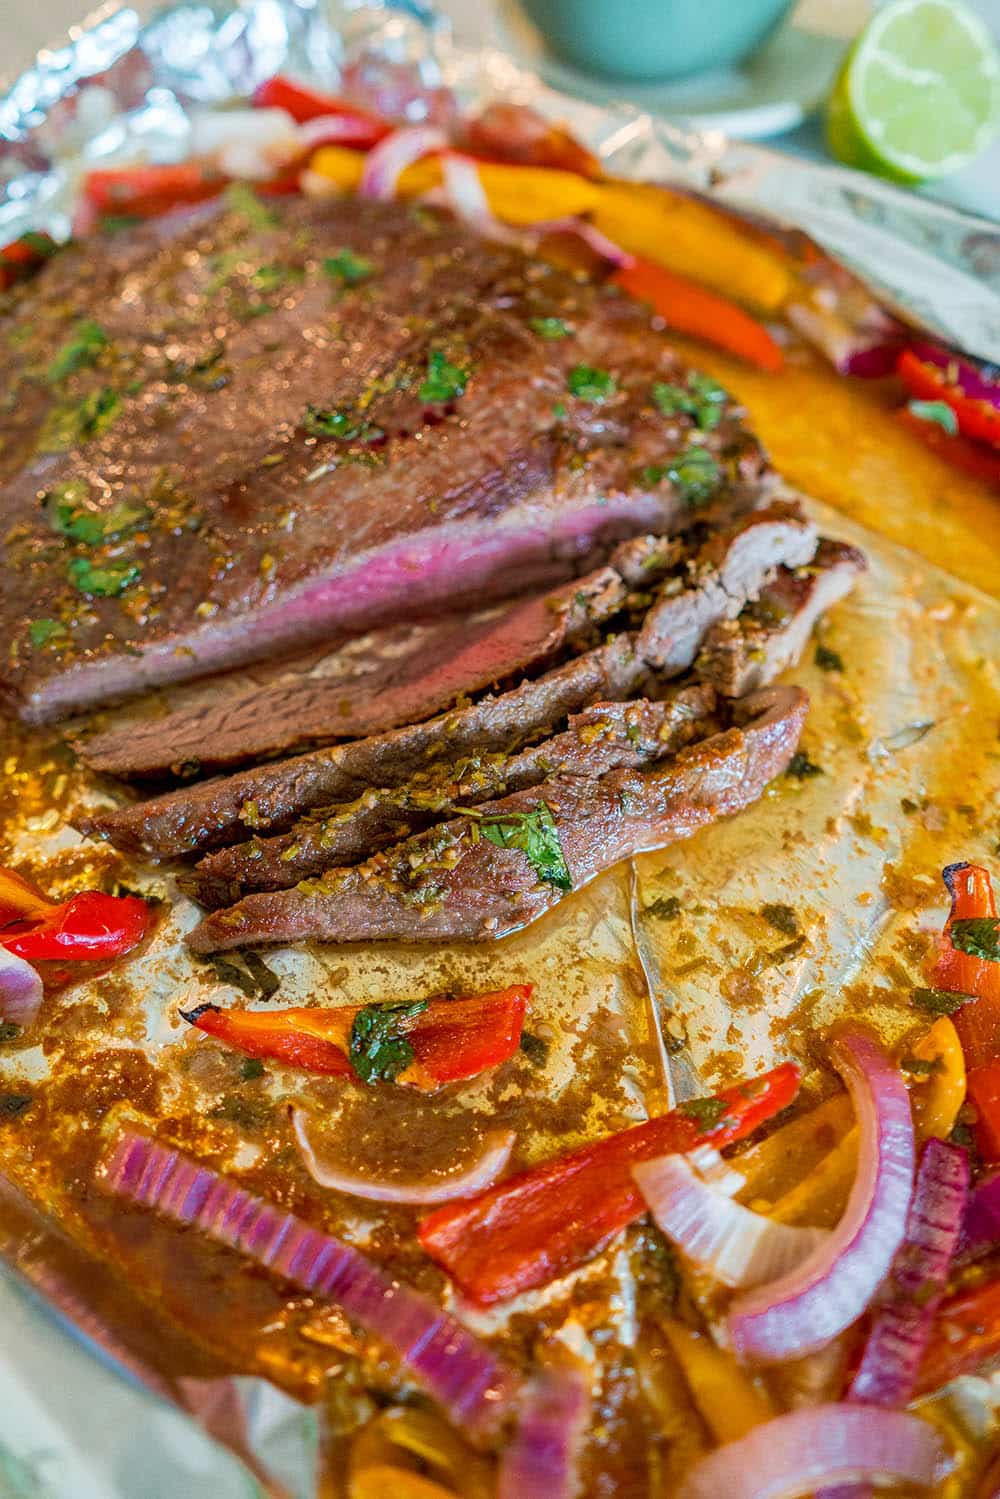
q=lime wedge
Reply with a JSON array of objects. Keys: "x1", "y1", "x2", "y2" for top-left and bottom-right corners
[{"x1": 826, "y1": 0, "x2": 1000, "y2": 182}]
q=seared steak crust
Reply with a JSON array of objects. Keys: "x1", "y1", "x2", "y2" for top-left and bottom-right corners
[
  {"x1": 185, "y1": 684, "x2": 807, "y2": 952},
  {"x1": 1, "y1": 196, "x2": 769, "y2": 725}
]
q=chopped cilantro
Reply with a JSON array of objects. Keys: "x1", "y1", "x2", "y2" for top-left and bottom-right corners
[
  {"x1": 251, "y1": 263, "x2": 303, "y2": 293},
  {"x1": 46, "y1": 320, "x2": 108, "y2": 384},
  {"x1": 66, "y1": 556, "x2": 142, "y2": 598},
  {"x1": 951, "y1": 917, "x2": 1000, "y2": 963},
  {"x1": 645, "y1": 894, "x2": 682, "y2": 921},
  {"x1": 29, "y1": 618, "x2": 67, "y2": 649},
  {"x1": 100, "y1": 214, "x2": 142, "y2": 236},
  {"x1": 303, "y1": 406, "x2": 382, "y2": 443},
  {"x1": 815, "y1": 643, "x2": 844, "y2": 672},
  {"x1": 761, "y1": 902, "x2": 799, "y2": 936},
  {"x1": 200, "y1": 950, "x2": 281, "y2": 1002},
  {"x1": 419, "y1": 350, "x2": 469, "y2": 404},
  {"x1": 0, "y1": 1022, "x2": 22, "y2": 1044},
  {"x1": 652, "y1": 373, "x2": 728, "y2": 431},
  {"x1": 323, "y1": 249, "x2": 375, "y2": 285},
  {"x1": 480, "y1": 803, "x2": 572, "y2": 890},
  {"x1": 20, "y1": 231, "x2": 56, "y2": 258},
  {"x1": 46, "y1": 482, "x2": 148, "y2": 545},
  {"x1": 912, "y1": 986, "x2": 965, "y2": 1016},
  {"x1": 240, "y1": 1058, "x2": 265, "y2": 1081},
  {"x1": 38, "y1": 388, "x2": 122, "y2": 453},
  {"x1": 529, "y1": 316, "x2": 572, "y2": 340},
  {"x1": 0, "y1": 1094, "x2": 32, "y2": 1119},
  {"x1": 900, "y1": 797, "x2": 920, "y2": 815},
  {"x1": 209, "y1": 1094, "x2": 271, "y2": 1130},
  {"x1": 907, "y1": 399, "x2": 958, "y2": 437},
  {"x1": 224, "y1": 183, "x2": 277, "y2": 229},
  {"x1": 520, "y1": 1031, "x2": 550, "y2": 1065},
  {"x1": 567, "y1": 364, "x2": 616, "y2": 403},
  {"x1": 349, "y1": 998, "x2": 430, "y2": 1084},
  {"x1": 552, "y1": 401, "x2": 567, "y2": 421},
  {"x1": 241, "y1": 950, "x2": 281, "y2": 1001},
  {"x1": 668, "y1": 446, "x2": 720, "y2": 506},
  {"x1": 901, "y1": 1054, "x2": 941, "y2": 1077},
  {"x1": 680, "y1": 1094, "x2": 730, "y2": 1131},
  {"x1": 786, "y1": 750, "x2": 824, "y2": 780}
]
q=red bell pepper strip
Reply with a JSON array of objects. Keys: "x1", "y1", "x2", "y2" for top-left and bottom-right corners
[
  {"x1": 610, "y1": 258, "x2": 784, "y2": 374},
  {"x1": 460, "y1": 103, "x2": 600, "y2": 177},
  {"x1": 252, "y1": 76, "x2": 391, "y2": 146},
  {"x1": 182, "y1": 985, "x2": 530, "y2": 1089},
  {"x1": 82, "y1": 164, "x2": 229, "y2": 221},
  {"x1": 898, "y1": 350, "x2": 1000, "y2": 450},
  {"x1": 898, "y1": 408, "x2": 1000, "y2": 488},
  {"x1": 0, "y1": 866, "x2": 151, "y2": 961},
  {"x1": 418, "y1": 1060, "x2": 801, "y2": 1305},
  {"x1": 0, "y1": 232, "x2": 56, "y2": 291},
  {"x1": 929, "y1": 863, "x2": 1000, "y2": 1071},
  {"x1": 967, "y1": 1059, "x2": 1000, "y2": 1165},
  {"x1": 918, "y1": 1273, "x2": 1000, "y2": 1394}
]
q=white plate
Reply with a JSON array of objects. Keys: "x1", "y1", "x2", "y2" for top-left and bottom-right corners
[{"x1": 493, "y1": 0, "x2": 859, "y2": 138}]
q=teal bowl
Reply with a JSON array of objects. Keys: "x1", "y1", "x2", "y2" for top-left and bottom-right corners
[{"x1": 520, "y1": 0, "x2": 796, "y2": 82}]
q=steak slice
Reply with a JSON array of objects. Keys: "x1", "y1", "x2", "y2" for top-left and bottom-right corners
[
  {"x1": 185, "y1": 684, "x2": 806, "y2": 952},
  {"x1": 183, "y1": 684, "x2": 718, "y2": 906},
  {"x1": 76, "y1": 566, "x2": 627, "y2": 778},
  {"x1": 2, "y1": 195, "x2": 770, "y2": 725},
  {"x1": 636, "y1": 501, "x2": 818, "y2": 674},
  {"x1": 697, "y1": 539, "x2": 867, "y2": 697},
  {"x1": 78, "y1": 635, "x2": 648, "y2": 857}
]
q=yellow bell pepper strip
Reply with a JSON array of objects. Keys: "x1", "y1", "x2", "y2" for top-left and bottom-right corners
[
  {"x1": 661, "y1": 1321, "x2": 774, "y2": 1443},
  {"x1": 591, "y1": 180, "x2": 792, "y2": 315},
  {"x1": 351, "y1": 1469, "x2": 458, "y2": 1499},
  {"x1": 767, "y1": 1127, "x2": 859, "y2": 1230},
  {"x1": 734, "y1": 1092, "x2": 854, "y2": 1205},
  {"x1": 610, "y1": 258, "x2": 784, "y2": 373},
  {"x1": 908, "y1": 1017, "x2": 966, "y2": 1143}
]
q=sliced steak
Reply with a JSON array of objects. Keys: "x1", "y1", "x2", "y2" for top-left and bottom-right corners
[
  {"x1": 636, "y1": 501, "x2": 818, "y2": 674},
  {"x1": 76, "y1": 566, "x2": 627, "y2": 778},
  {"x1": 183, "y1": 684, "x2": 718, "y2": 905},
  {"x1": 697, "y1": 539, "x2": 866, "y2": 697},
  {"x1": 77, "y1": 634, "x2": 648, "y2": 857},
  {"x1": 185, "y1": 684, "x2": 807, "y2": 952},
  {"x1": 2, "y1": 195, "x2": 770, "y2": 725}
]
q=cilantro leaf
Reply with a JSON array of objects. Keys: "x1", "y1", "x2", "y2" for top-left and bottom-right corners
[
  {"x1": 913, "y1": 986, "x2": 965, "y2": 1016},
  {"x1": 46, "y1": 320, "x2": 108, "y2": 384},
  {"x1": 28, "y1": 618, "x2": 67, "y2": 648},
  {"x1": 680, "y1": 1095, "x2": 730, "y2": 1131},
  {"x1": 0, "y1": 1094, "x2": 32, "y2": 1119},
  {"x1": 652, "y1": 373, "x2": 728, "y2": 431},
  {"x1": 907, "y1": 399, "x2": 959, "y2": 437},
  {"x1": 38, "y1": 388, "x2": 122, "y2": 453},
  {"x1": 529, "y1": 316, "x2": 572, "y2": 340},
  {"x1": 480, "y1": 802, "x2": 572, "y2": 890},
  {"x1": 520, "y1": 1031, "x2": 550, "y2": 1065},
  {"x1": 0, "y1": 1022, "x2": 22, "y2": 1044},
  {"x1": 224, "y1": 183, "x2": 277, "y2": 230},
  {"x1": 66, "y1": 556, "x2": 142, "y2": 598},
  {"x1": 349, "y1": 998, "x2": 430, "y2": 1084},
  {"x1": 786, "y1": 750, "x2": 823, "y2": 780},
  {"x1": 951, "y1": 917, "x2": 1000, "y2": 963},
  {"x1": 303, "y1": 406, "x2": 382, "y2": 443},
  {"x1": 419, "y1": 350, "x2": 469, "y2": 404},
  {"x1": 567, "y1": 364, "x2": 616, "y2": 403},
  {"x1": 814, "y1": 644, "x2": 844, "y2": 672},
  {"x1": 645, "y1": 894, "x2": 682, "y2": 921},
  {"x1": 323, "y1": 249, "x2": 375, "y2": 285},
  {"x1": 46, "y1": 481, "x2": 148, "y2": 545},
  {"x1": 641, "y1": 446, "x2": 720, "y2": 506},
  {"x1": 761, "y1": 902, "x2": 799, "y2": 936}
]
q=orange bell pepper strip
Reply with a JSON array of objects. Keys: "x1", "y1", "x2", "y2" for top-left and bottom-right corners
[
  {"x1": 181, "y1": 985, "x2": 530, "y2": 1090},
  {"x1": 918, "y1": 1274, "x2": 1000, "y2": 1394},
  {"x1": 967, "y1": 1059, "x2": 1000, "y2": 1164},
  {"x1": 610, "y1": 258, "x2": 784, "y2": 373},
  {"x1": 0, "y1": 866, "x2": 151, "y2": 962},
  {"x1": 418, "y1": 1061, "x2": 801, "y2": 1305},
  {"x1": 898, "y1": 351, "x2": 1000, "y2": 450},
  {"x1": 928, "y1": 862, "x2": 1000, "y2": 1070},
  {"x1": 898, "y1": 409, "x2": 1000, "y2": 489}
]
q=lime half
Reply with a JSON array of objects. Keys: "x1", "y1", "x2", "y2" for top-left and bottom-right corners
[{"x1": 826, "y1": 0, "x2": 1000, "y2": 183}]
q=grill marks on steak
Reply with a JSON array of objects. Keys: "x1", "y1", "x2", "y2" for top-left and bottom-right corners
[
  {"x1": 76, "y1": 566, "x2": 628, "y2": 778},
  {"x1": 78, "y1": 634, "x2": 648, "y2": 857},
  {"x1": 185, "y1": 684, "x2": 807, "y2": 952},
  {"x1": 182, "y1": 685, "x2": 718, "y2": 907},
  {"x1": 2, "y1": 196, "x2": 770, "y2": 725},
  {"x1": 697, "y1": 539, "x2": 867, "y2": 697}
]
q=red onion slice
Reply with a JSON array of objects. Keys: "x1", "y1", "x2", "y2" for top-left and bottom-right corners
[
  {"x1": 959, "y1": 1164, "x2": 1000, "y2": 1260},
  {"x1": 0, "y1": 946, "x2": 42, "y2": 1026},
  {"x1": 292, "y1": 1107, "x2": 515, "y2": 1204},
  {"x1": 728, "y1": 1027, "x2": 915, "y2": 1364},
  {"x1": 359, "y1": 125, "x2": 447, "y2": 200},
  {"x1": 634, "y1": 1151, "x2": 826, "y2": 1289},
  {"x1": 438, "y1": 153, "x2": 526, "y2": 246},
  {"x1": 498, "y1": 1365, "x2": 591, "y2": 1499},
  {"x1": 677, "y1": 1405, "x2": 943, "y2": 1499},
  {"x1": 848, "y1": 1137, "x2": 968, "y2": 1406},
  {"x1": 98, "y1": 1129, "x2": 515, "y2": 1439}
]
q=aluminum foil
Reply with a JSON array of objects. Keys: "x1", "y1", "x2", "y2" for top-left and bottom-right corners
[{"x1": 1, "y1": 4, "x2": 1000, "y2": 1495}]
